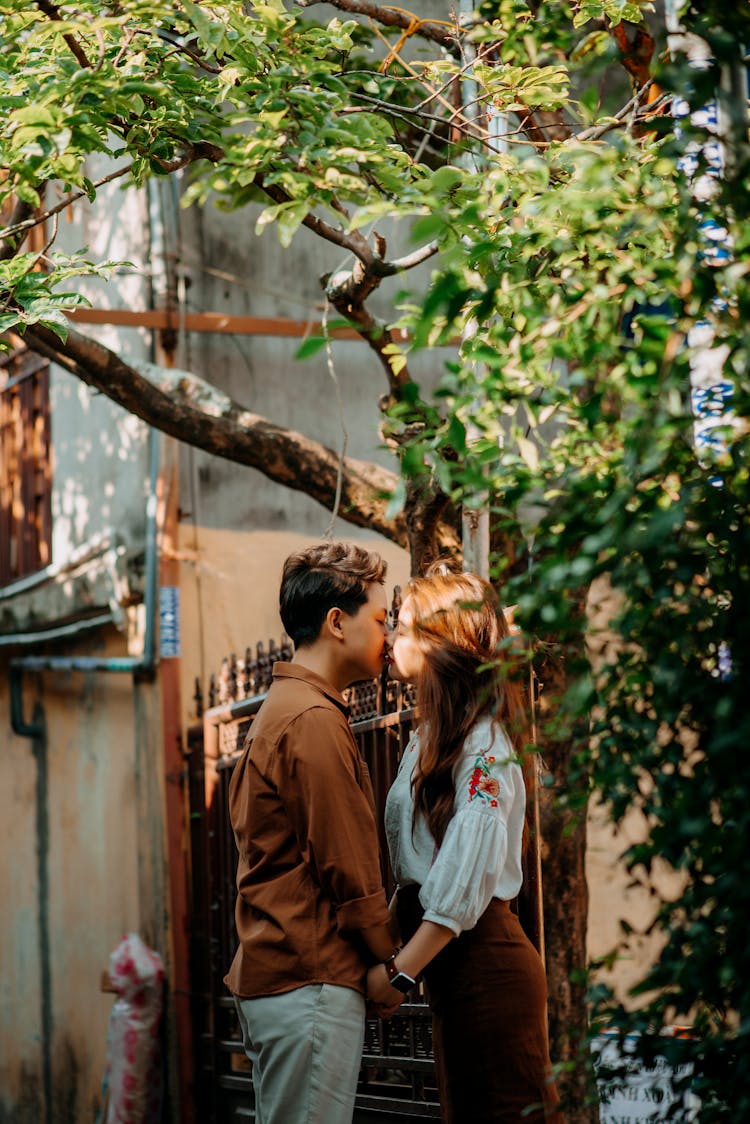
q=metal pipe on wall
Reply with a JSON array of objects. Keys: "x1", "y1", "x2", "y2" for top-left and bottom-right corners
[{"x1": 7, "y1": 427, "x2": 160, "y2": 1124}]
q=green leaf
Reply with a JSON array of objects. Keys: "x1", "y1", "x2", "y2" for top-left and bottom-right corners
[
  {"x1": 13, "y1": 181, "x2": 41, "y2": 207},
  {"x1": 0, "y1": 311, "x2": 21, "y2": 332},
  {"x1": 275, "y1": 201, "x2": 308, "y2": 248},
  {"x1": 37, "y1": 312, "x2": 69, "y2": 341},
  {"x1": 517, "y1": 435, "x2": 539, "y2": 471},
  {"x1": 295, "y1": 334, "x2": 328, "y2": 360}
]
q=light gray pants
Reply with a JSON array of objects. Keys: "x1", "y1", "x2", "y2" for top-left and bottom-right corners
[{"x1": 234, "y1": 984, "x2": 366, "y2": 1124}]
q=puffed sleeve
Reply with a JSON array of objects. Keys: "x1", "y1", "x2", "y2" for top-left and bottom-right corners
[
  {"x1": 273, "y1": 706, "x2": 390, "y2": 933},
  {"x1": 418, "y1": 732, "x2": 522, "y2": 935}
]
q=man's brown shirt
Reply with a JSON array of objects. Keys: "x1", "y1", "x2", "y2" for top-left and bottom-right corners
[{"x1": 224, "y1": 663, "x2": 390, "y2": 999}]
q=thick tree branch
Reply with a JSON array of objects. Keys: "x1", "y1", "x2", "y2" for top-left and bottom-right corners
[
  {"x1": 324, "y1": 259, "x2": 409, "y2": 398},
  {"x1": 320, "y1": 229, "x2": 440, "y2": 403},
  {"x1": 254, "y1": 177, "x2": 438, "y2": 401},
  {"x1": 404, "y1": 482, "x2": 457, "y2": 574},
  {"x1": 388, "y1": 241, "x2": 439, "y2": 272},
  {"x1": 25, "y1": 322, "x2": 412, "y2": 546},
  {"x1": 298, "y1": 0, "x2": 459, "y2": 52}
]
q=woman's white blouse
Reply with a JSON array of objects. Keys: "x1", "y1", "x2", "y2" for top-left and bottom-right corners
[{"x1": 384, "y1": 715, "x2": 525, "y2": 936}]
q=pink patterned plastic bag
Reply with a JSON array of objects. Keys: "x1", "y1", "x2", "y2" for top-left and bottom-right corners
[{"x1": 102, "y1": 934, "x2": 164, "y2": 1124}]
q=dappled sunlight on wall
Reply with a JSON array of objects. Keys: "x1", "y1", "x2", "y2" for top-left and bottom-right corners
[{"x1": 50, "y1": 369, "x2": 150, "y2": 562}]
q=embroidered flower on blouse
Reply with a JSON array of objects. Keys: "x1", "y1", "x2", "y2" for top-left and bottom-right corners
[{"x1": 468, "y1": 754, "x2": 502, "y2": 806}]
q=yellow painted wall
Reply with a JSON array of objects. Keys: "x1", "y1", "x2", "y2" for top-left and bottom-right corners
[
  {"x1": 584, "y1": 575, "x2": 686, "y2": 1005},
  {"x1": 586, "y1": 804, "x2": 684, "y2": 1004}
]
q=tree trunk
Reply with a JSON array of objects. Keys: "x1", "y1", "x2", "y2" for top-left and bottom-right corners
[
  {"x1": 536, "y1": 649, "x2": 599, "y2": 1124},
  {"x1": 404, "y1": 482, "x2": 460, "y2": 575}
]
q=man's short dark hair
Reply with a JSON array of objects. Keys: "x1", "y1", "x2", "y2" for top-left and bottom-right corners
[{"x1": 280, "y1": 541, "x2": 387, "y2": 648}]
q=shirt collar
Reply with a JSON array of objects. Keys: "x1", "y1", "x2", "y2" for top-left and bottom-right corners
[{"x1": 272, "y1": 661, "x2": 350, "y2": 716}]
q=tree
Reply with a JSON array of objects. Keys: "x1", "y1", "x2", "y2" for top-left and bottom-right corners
[
  {"x1": 4, "y1": 0, "x2": 734, "y2": 1118},
  {"x1": 0, "y1": 0, "x2": 656, "y2": 571},
  {"x1": 392, "y1": 2, "x2": 750, "y2": 1119}
]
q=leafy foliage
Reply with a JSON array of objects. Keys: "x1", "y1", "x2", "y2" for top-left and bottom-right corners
[{"x1": 392, "y1": 3, "x2": 750, "y2": 1118}]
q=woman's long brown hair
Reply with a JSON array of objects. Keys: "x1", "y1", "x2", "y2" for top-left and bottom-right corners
[{"x1": 406, "y1": 570, "x2": 530, "y2": 847}]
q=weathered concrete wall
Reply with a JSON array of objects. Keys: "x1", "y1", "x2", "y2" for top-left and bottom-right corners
[
  {"x1": 0, "y1": 156, "x2": 169, "y2": 1123},
  {"x1": 0, "y1": 631, "x2": 164, "y2": 1124},
  {"x1": 51, "y1": 160, "x2": 154, "y2": 565}
]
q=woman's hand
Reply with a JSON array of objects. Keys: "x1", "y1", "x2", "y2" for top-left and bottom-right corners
[{"x1": 366, "y1": 962, "x2": 404, "y2": 1017}]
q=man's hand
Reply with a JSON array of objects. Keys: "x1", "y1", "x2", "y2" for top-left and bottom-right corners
[{"x1": 366, "y1": 962, "x2": 405, "y2": 1018}]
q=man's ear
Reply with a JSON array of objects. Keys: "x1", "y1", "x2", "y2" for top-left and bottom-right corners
[{"x1": 324, "y1": 606, "x2": 345, "y2": 640}]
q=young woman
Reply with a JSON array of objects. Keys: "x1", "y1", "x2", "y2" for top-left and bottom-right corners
[{"x1": 367, "y1": 569, "x2": 561, "y2": 1123}]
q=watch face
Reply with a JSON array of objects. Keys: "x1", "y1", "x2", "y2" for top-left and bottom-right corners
[{"x1": 389, "y1": 971, "x2": 415, "y2": 995}]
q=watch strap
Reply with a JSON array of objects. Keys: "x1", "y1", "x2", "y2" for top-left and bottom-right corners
[{"x1": 383, "y1": 949, "x2": 401, "y2": 981}]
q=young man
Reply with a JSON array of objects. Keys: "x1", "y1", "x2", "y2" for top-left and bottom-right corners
[{"x1": 224, "y1": 541, "x2": 397, "y2": 1124}]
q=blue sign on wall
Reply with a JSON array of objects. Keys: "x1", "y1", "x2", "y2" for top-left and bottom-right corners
[{"x1": 159, "y1": 586, "x2": 181, "y2": 658}]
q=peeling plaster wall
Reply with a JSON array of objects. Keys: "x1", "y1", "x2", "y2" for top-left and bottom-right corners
[
  {"x1": 50, "y1": 155, "x2": 154, "y2": 568},
  {"x1": 0, "y1": 671, "x2": 40, "y2": 1122},
  {"x1": 0, "y1": 633, "x2": 163, "y2": 1124}
]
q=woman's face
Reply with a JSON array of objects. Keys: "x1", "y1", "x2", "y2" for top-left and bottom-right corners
[{"x1": 389, "y1": 597, "x2": 426, "y2": 682}]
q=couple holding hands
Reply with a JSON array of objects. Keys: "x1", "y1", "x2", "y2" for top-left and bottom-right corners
[{"x1": 224, "y1": 542, "x2": 561, "y2": 1123}]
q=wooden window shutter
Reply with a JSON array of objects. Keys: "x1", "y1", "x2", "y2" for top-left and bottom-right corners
[{"x1": 0, "y1": 337, "x2": 52, "y2": 584}]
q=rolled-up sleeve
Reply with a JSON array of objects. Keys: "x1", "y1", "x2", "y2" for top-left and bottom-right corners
[
  {"x1": 336, "y1": 890, "x2": 391, "y2": 931},
  {"x1": 273, "y1": 707, "x2": 389, "y2": 933}
]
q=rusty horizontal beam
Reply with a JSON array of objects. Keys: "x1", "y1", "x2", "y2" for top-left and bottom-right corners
[{"x1": 68, "y1": 307, "x2": 365, "y2": 339}]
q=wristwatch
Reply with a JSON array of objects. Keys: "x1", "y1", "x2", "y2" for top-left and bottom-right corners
[{"x1": 384, "y1": 954, "x2": 417, "y2": 995}]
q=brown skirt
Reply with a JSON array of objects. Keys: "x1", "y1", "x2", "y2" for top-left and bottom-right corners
[{"x1": 397, "y1": 887, "x2": 562, "y2": 1124}]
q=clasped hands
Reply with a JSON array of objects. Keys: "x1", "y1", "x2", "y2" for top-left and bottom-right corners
[{"x1": 366, "y1": 961, "x2": 405, "y2": 1019}]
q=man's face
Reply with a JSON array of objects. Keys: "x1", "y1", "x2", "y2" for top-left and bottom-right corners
[{"x1": 340, "y1": 582, "x2": 389, "y2": 685}]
